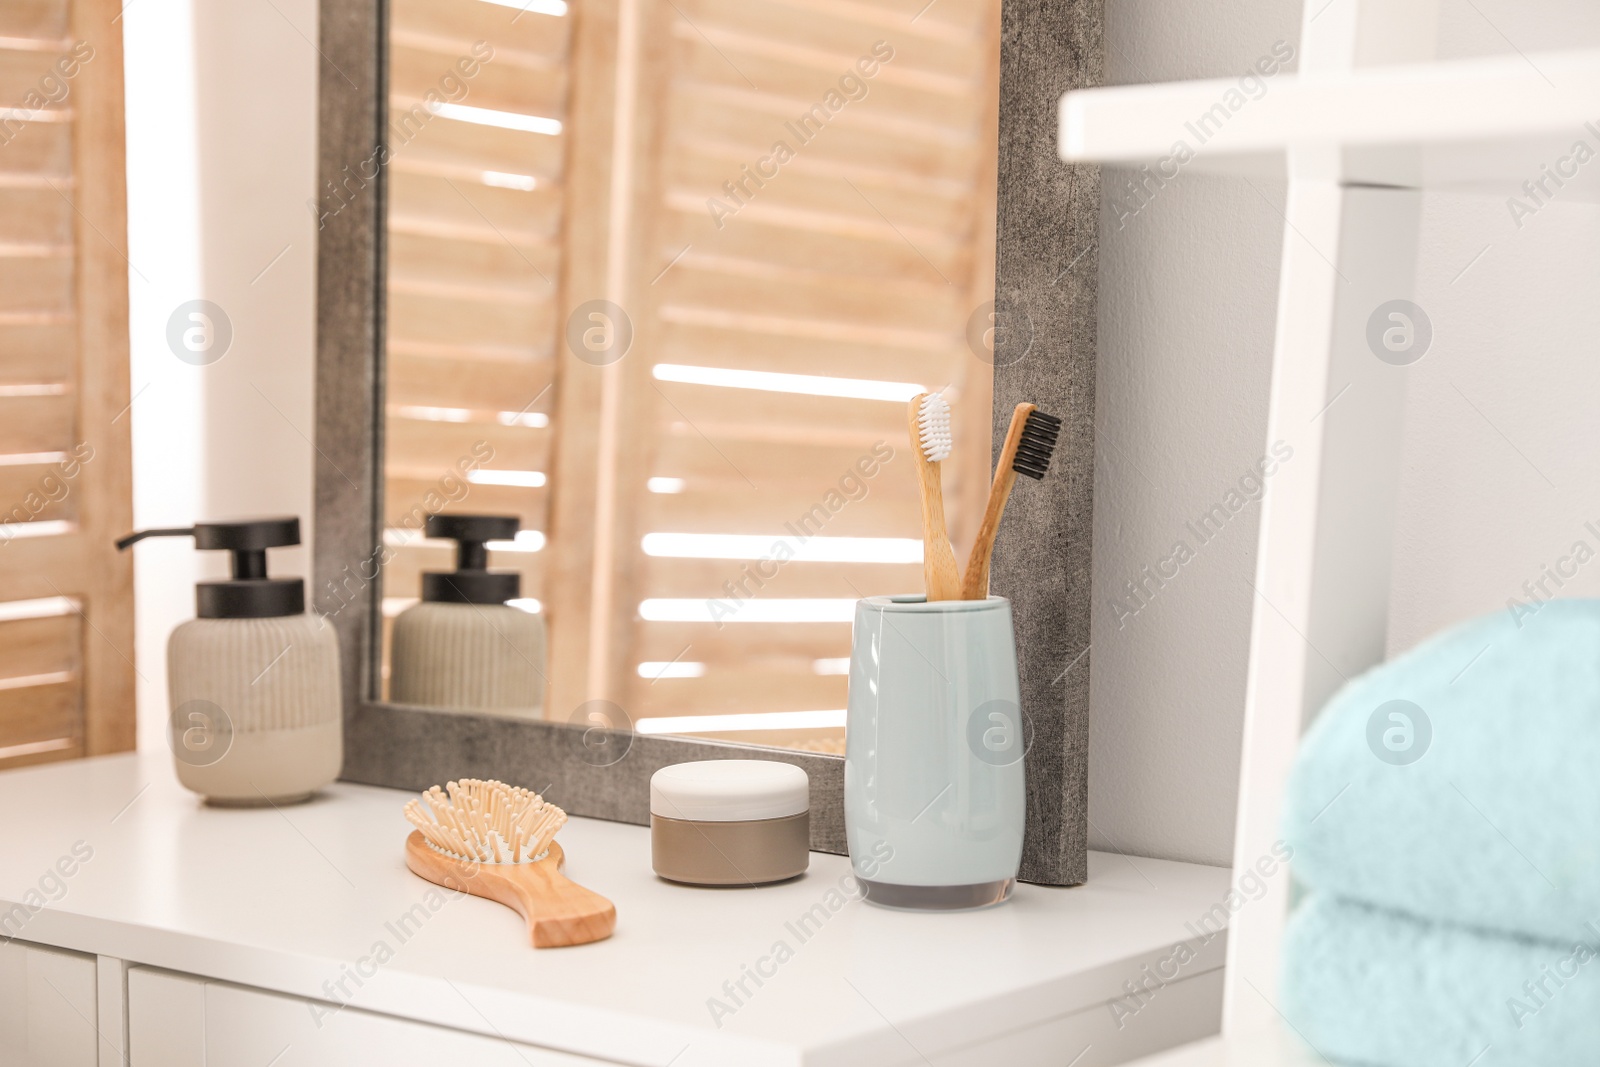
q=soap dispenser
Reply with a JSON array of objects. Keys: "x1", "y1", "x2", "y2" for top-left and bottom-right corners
[
  {"x1": 116, "y1": 518, "x2": 341, "y2": 805},
  {"x1": 389, "y1": 514, "x2": 546, "y2": 715}
]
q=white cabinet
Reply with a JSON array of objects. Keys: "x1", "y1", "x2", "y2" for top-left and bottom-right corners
[
  {"x1": 127, "y1": 968, "x2": 615, "y2": 1067},
  {"x1": 0, "y1": 940, "x2": 100, "y2": 1067}
]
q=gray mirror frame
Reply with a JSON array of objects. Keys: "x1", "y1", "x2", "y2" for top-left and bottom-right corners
[{"x1": 312, "y1": 0, "x2": 1100, "y2": 879}]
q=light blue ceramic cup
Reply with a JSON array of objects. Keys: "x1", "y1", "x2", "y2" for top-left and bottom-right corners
[{"x1": 844, "y1": 594, "x2": 1025, "y2": 909}]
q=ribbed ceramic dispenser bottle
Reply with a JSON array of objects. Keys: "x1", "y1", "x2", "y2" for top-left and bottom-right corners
[
  {"x1": 389, "y1": 514, "x2": 546, "y2": 715},
  {"x1": 116, "y1": 518, "x2": 342, "y2": 805}
]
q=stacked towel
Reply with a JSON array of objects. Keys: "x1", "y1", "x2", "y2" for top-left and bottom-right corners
[
  {"x1": 1280, "y1": 599, "x2": 1600, "y2": 1066},
  {"x1": 1283, "y1": 897, "x2": 1600, "y2": 1067}
]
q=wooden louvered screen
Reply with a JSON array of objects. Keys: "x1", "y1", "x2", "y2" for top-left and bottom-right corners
[
  {"x1": 0, "y1": 0, "x2": 134, "y2": 770},
  {"x1": 620, "y1": 0, "x2": 1000, "y2": 750},
  {"x1": 379, "y1": 0, "x2": 569, "y2": 686},
  {"x1": 381, "y1": 0, "x2": 998, "y2": 752}
]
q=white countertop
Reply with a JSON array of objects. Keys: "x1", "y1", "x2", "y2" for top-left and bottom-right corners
[{"x1": 0, "y1": 753, "x2": 1232, "y2": 1066}]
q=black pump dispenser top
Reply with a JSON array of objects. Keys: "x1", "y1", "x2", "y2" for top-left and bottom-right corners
[
  {"x1": 421, "y1": 514, "x2": 520, "y2": 605},
  {"x1": 116, "y1": 518, "x2": 305, "y2": 619}
]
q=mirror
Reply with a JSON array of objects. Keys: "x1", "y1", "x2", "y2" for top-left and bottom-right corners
[{"x1": 373, "y1": 0, "x2": 1001, "y2": 754}]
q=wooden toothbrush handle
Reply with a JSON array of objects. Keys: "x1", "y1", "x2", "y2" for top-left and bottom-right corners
[
  {"x1": 960, "y1": 403, "x2": 1034, "y2": 600},
  {"x1": 908, "y1": 395, "x2": 962, "y2": 601}
]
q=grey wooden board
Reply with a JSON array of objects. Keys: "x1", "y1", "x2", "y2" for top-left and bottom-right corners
[{"x1": 993, "y1": 0, "x2": 1103, "y2": 886}]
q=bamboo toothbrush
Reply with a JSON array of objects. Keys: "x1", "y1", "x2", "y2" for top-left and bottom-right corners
[
  {"x1": 403, "y1": 778, "x2": 616, "y2": 948},
  {"x1": 960, "y1": 403, "x2": 1062, "y2": 600},
  {"x1": 908, "y1": 392, "x2": 962, "y2": 601}
]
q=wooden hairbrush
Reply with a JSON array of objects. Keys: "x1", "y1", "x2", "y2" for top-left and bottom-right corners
[
  {"x1": 961, "y1": 403, "x2": 1061, "y2": 600},
  {"x1": 403, "y1": 778, "x2": 615, "y2": 948}
]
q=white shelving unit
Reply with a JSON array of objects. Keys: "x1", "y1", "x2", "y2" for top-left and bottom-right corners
[{"x1": 1060, "y1": 0, "x2": 1598, "y2": 1061}]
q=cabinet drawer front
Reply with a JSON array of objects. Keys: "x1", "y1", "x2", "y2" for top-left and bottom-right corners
[
  {"x1": 129, "y1": 967, "x2": 619, "y2": 1067},
  {"x1": 0, "y1": 940, "x2": 99, "y2": 1067}
]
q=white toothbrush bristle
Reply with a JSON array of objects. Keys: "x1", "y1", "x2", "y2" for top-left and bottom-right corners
[{"x1": 917, "y1": 394, "x2": 953, "y2": 463}]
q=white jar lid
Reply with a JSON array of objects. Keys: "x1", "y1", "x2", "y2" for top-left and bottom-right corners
[{"x1": 650, "y1": 760, "x2": 810, "y2": 822}]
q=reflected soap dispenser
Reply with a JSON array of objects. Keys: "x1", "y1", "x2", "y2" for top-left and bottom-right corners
[
  {"x1": 389, "y1": 514, "x2": 545, "y2": 716},
  {"x1": 116, "y1": 518, "x2": 342, "y2": 805}
]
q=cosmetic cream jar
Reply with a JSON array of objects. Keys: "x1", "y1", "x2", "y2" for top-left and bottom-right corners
[{"x1": 651, "y1": 761, "x2": 810, "y2": 886}]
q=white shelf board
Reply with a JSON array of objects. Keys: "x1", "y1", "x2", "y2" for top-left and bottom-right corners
[
  {"x1": 0, "y1": 752, "x2": 1234, "y2": 1067},
  {"x1": 1061, "y1": 48, "x2": 1600, "y2": 196},
  {"x1": 1122, "y1": 1028, "x2": 1327, "y2": 1067}
]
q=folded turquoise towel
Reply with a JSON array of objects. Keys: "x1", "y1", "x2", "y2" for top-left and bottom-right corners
[
  {"x1": 1282, "y1": 597, "x2": 1600, "y2": 945},
  {"x1": 1283, "y1": 895, "x2": 1600, "y2": 1067}
]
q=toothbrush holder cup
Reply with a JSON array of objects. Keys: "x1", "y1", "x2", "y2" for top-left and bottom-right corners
[{"x1": 844, "y1": 594, "x2": 1026, "y2": 910}]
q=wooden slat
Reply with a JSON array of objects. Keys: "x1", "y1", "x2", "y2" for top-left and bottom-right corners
[
  {"x1": 0, "y1": 319, "x2": 73, "y2": 382},
  {"x1": 396, "y1": 108, "x2": 565, "y2": 182},
  {"x1": 679, "y1": 0, "x2": 980, "y2": 81},
  {"x1": 0, "y1": 253, "x2": 71, "y2": 313},
  {"x1": 643, "y1": 467, "x2": 919, "y2": 504},
  {"x1": 389, "y1": 0, "x2": 569, "y2": 64},
  {"x1": 0, "y1": 677, "x2": 80, "y2": 748},
  {"x1": 629, "y1": 669, "x2": 845, "y2": 716},
  {"x1": 757, "y1": 0, "x2": 990, "y2": 35},
  {"x1": 661, "y1": 257, "x2": 959, "y2": 330},
  {"x1": 0, "y1": 47, "x2": 67, "y2": 102},
  {"x1": 0, "y1": 392, "x2": 72, "y2": 454},
  {"x1": 0, "y1": 613, "x2": 80, "y2": 679},
  {"x1": 661, "y1": 203, "x2": 969, "y2": 283},
  {"x1": 0, "y1": 184, "x2": 73, "y2": 244},
  {"x1": 387, "y1": 221, "x2": 561, "y2": 283},
  {"x1": 391, "y1": 41, "x2": 568, "y2": 119},
  {"x1": 671, "y1": 41, "x2": 985, "y2": 128},
  {"x1": 388, "y1": 352, "x2": 555, "y2": 412},
  {"x1": 384, "y1": 477, "x2": 546, "y2": 529},
  {"x1": 0, "y1": 0, "x2": 66, "y2": 40},
  {"x1": 387, "y1": 286, "x2": 556, "y2": 350},
  {"x1": 0, "y1": 736, "x2": 82, "y2": 771},
  {"x1": 0, "y1": 117, "x2": 72, "y2": 176},
  {"x1": 0, "y1": 532, "x2": 80, "y2": 602},
  {"x1": 388, "y1": 168, "x2": 563, "y2": 243},
  {"x1": 753, "y1": 0, "x2": 990, "y2": 43},
  {"x1": 653, "y1": 433, "x2": 908, "y2": 482},
  {"x1": 645, "y1": 487, "x2": 917, "y2": 536},
  {"x1": 386, "y1": 417, "x2": 548, "y2": 472},
  {"x1": 668, "y1": 96, "x2": 974, "y2": 182},
  {"x1": 656, "y1": 321, "x2": 958, "y2": 383},
  {"x1": 0, "y1": 461, "x2": 78, "y2": 524},
  {"x1": 650, "y1": 379, "x2": 905, "y2": 441},
  {"x1": 640, "y1": 557, "x2": 918, "y2": 599},
  {"x1": 634, "y1": 620, "x2": 854, "y2": 664},
  {"x1": 669, "y1": 150, "x2": 972, "y2": 233}
]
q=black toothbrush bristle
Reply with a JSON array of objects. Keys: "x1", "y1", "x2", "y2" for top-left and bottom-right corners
[{"x1": 1012, "y1": 410, "x2": 1060, "y2": 480}]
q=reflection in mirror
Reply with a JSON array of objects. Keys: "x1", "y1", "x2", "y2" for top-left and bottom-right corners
[{"x1": 378, "y1": 0, "x2": 1000, "y2": 753}]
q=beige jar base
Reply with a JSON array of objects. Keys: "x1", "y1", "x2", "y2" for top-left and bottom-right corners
[
  {"x1": 175, "y1": 721, "x2": 342, "y2": 805},
  {"x1": 651, "y1": 811, "x2": 809, "y2": 886}
]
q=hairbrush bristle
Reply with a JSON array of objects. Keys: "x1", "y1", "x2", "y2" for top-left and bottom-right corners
[
  {"x1": 1012, "y1": 409, "x2": 1060, "y2": 480},
  {"x1": 403, "y1": 778, "x2": 567, "y2": 865},
  {"x1": 917, "y1": 394, "x2": 953, "y2": 463}
]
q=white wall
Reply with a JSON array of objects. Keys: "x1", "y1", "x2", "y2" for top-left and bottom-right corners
[
  {"x1": 1089, "y1": 0, "x2": 1600, "y2": 866},
  {"x1": 1089, "y1": 0, "x2": 1301, "y2": 866},
  {"x1": 123, "y1": 0, "x2": 319, "y2": 754}
]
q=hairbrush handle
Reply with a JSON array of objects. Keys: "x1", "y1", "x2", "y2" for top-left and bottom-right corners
[
  {"x1": 960, "y1": 403, "x2": 1035, "y2": 600},
  {"x1": 908, "y1": 394, "x2": 962, "y2": 601},
  {"x1": 405, "y1": 832, "x2": 616, "y2": 947}
]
